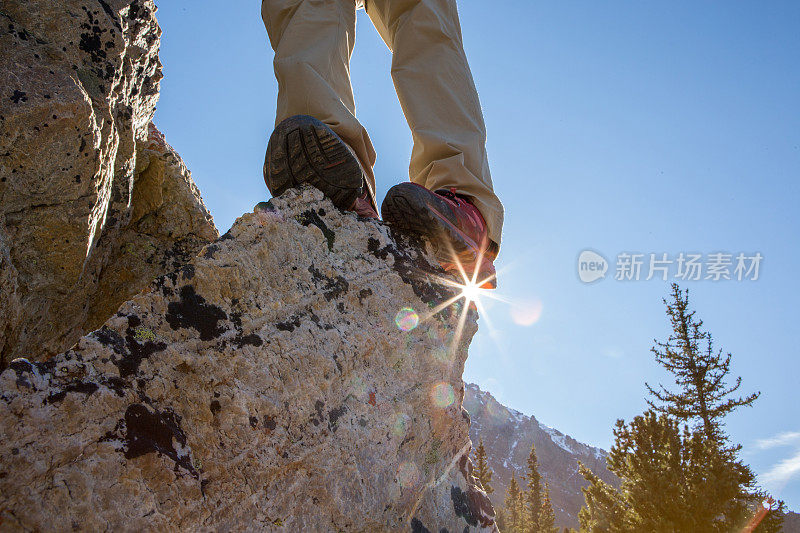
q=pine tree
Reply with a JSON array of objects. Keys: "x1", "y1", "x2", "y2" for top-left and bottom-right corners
[
  {"x1": 504, "y1": 474, "x2": 525, "y2": 532},
  {"x1": 539, "y1": 483, "x2": 557, "y2": 533},
  {"x1": 472, "y1": 437, "x2": 494, "y2": 494},
  {"x1": 577, "y1": 460, "x2": 627, "y2": 532},
  {"x1": 578, "y1": 285, "x2": 784, "y2": 532},
  {"x1": 646, "y1": 283, "x2": 759, "y2": 440},
  {"x1": 523, "y1": 443, "x2": 542, "y2": 532},
  {"x1": 495, "y1": 507, "x2": 509, "y2": 532}
]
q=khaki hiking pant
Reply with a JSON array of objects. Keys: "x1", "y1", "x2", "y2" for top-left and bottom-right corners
[{"x1": 261, "y1": 0, "x2": 504, "y2": 247}]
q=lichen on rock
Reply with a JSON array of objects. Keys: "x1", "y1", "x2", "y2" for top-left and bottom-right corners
[
  {"x1": 0, "y1": 187, "x2": 497, "y2": 531},
  {"x1": 0, "y1": 0, "x2": 217, "y2": 369},
  {"x1": 0, "y1": 0, "x2": 497, "y2": 529}
]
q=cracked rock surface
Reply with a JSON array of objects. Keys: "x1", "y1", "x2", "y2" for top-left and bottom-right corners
[
  {"x1": 0, "y1": 0, "x2": 217, "y2": 369},
  {"x1": 0, "y1": 187, "x2": 497, "y2": 531}
]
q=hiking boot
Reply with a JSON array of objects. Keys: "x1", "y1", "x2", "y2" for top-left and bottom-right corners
[
  {"x1": 381, "y1": 182, "x2": 498, "y2": 288},
  {"x1": 264, "y1": 115, "x2": 378, "y2": 218}
]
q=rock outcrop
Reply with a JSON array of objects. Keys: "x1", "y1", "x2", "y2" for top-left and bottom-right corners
[
  {"x1": 0, "y1": 187, "x2": 496, "y2": 531},
  {"x1": 0, "y1": 0, "x2": 217, "y2": 369},
  {"x1": 0, "y1": 1, "x2": 497, "y2": 529},
  {"x1": 465, "y1": 383, "x2": 617, "y2": 528}
]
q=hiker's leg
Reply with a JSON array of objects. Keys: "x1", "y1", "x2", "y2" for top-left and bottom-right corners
[
  {"x1": 364, "y1": 0, "x2": 503, "y2": 247},
  {"x1": 261, "y1": 0, "x2": 377, "y2": 202}
]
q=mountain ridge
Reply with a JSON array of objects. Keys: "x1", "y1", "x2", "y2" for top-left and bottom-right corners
[{"x1": 465, "y1": 382, "x2": 616, "y2": 529}]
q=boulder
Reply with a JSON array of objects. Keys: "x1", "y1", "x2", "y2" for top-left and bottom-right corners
[
  {"x1": 0, "y1": 187, "x2": 497, "y2": 531},
  {"x1": 0, "y1": 0, "x2": 217, "y2": 369}
]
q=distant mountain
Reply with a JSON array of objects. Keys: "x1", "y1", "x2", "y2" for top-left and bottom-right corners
[{"x1": 464, "y1": 383, "x2": 617, "y2": 529}]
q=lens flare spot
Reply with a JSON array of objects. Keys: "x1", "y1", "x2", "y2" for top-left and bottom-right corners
[
  {"x1": 348, "y1": 375, "x2": 367, "y2": 399},
  {"x1": 485, "y1": 398, "x2": 505, "y2": 421},
  {"x1": 431, "y1": 382, "x2": 455, "y2": 408},
  {"x1": 510, "y1": 299, "x2": 543, "y2": 326},
  {"x1": 391, "y1": 413, "x2": 411, "y2": 438},
  {"x1": 395, "y1": 307, "x2": 419, "y2": 332},
  {"x1": 397, "y1": 461, "x2": 419, "y2": 488},
  {"x1": 431, "y1": 345, "x2": 450, "y2": 363}
]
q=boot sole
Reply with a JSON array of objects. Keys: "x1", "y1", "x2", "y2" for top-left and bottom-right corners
[
  {"x1": 264, "y1": 115, "x2": 364, "y2": 210},
  {"x1": 381, "y1": 183, "x2": 474, "y2": 262}
]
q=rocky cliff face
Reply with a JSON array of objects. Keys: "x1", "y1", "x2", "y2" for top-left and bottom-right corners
[
  {"x1": 465, "y1": 383, "x2": 617, "y2": 528},
  {"x1": 0, "y1": 0, "x2": 217, "y2": 369},
  {"x1": 1, "y1": 1, "x2": 498, "y2": 529},
  {"x1": 0, "y1": 187, "x2": 496, "y2": 531}
]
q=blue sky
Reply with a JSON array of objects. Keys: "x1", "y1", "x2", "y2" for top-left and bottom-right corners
[{"x1": 153, "y1": 1, "x2": 800, "y2": 510}]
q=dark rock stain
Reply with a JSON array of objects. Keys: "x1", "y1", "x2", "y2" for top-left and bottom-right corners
[
  {"x1": 233, "y1": 333, "x2": 263, "y2": 348},
  {"x1": 450, "y1": 486, "x2": 478, "y2": 527},
  {"x1": 254, "y1": 199, "x2": 276, "y2": 213},
  {"x1": 93, "y1": 326, "x2": 126, "y2": 355},
  {"x1": 202, "y1": 244, "x2": 218, "y2": 259},
  {"x1": 46, "y1": 381, "x2": 99, "y2": 404},
  {"x1": 400, "y1": 435, "x2": 415, "y2": 448},
  {"x1": 229, "y1": 310, "x2": 242, "y2": 329},
  {"x1": 263, "y1": 415, "x2": 277, "y2": 431},
  {"x1": 9, "y1": 359, "x2": 34, "y2": 389},
  {"x1": 309, "y1": 311, "x2": 334, "y2": 331},
  {"x1": 328, "y1": 405, "x2": 346, "y2": 432},
  {"x1": 166, "y1": 286, "x2": 227, "y2": 341},
  {"x1": 276, "y1": 315, "x2": 301, "y2": 332},
  {"x1": 367, "y1": 236, "x2": 454, "y2": 306},
  {"x1": 154, "y1": 272, "x2": 178, "y2": 297},
  {"x1": 97, "y1": 0, "x2": 122, "y2": 30},
  {"x1": 297, "y1": 209, "x2": 335, "y2": 250},
  {"x1": 458, "y1": 454, "x2": 471, "y2": 483},
  {"x1": 227, "y1": 310, "x2": 264, "y2": 348},
  {"x1": 9, "y1": 359, "x2": 33, "y2": 374},
  {"x1": 411, "y1": 518, "x2": 431, "y2": 533},
  {"x1": 466, "y1": 486, "x2": 495, "y2": 528},
  {"x1": 78, "y1": 7, "x2": 108, "y2": 64},
  {"x1": 10, "y1": 90, "x2": 27, "y2": 104},
  {"x1": 34, "y1": 360, "x2": 56, "y2": 375},
  {"x1": 357, "y1": 288, "x2": 372, "y2": 304},
  {"x1": 308, "y1": 265, "x2": 348, "y2": 301},
  {"x1": 95, "y1": 315, "x2": 167, "y2": 378},
  {"x1": 122, "y1": 403, "x2": 197, "y2": 478},
  {"x1": 331, "y1": 353, "x2": 342, "y2": 373},
  {"x1": 105, "y1": 376, "x2": 127, "y2": 396},
  {"x1": 310, "y1": 400, "x2": 325, "y2": 426},
  {"x1": 180, "y1": 264, "x2": 195, "y2": 281}
]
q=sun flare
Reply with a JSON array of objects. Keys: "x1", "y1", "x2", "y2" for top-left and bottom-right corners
[
  {"x1": 460, "y1": 280, "x2": 483, "y2": 305},
  {"x1": 395, "y1": 242, "x2": 519, "y2": 366}
]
